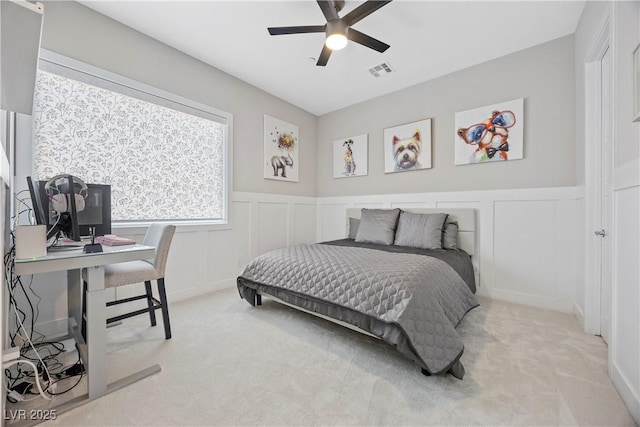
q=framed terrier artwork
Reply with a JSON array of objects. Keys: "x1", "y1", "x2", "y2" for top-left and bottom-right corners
[
  {"x1": 264, "y1": 114, "x2": 299, "y2": 182},
  {"x1": 333, "y1": 134, "x2": 368, "y2": 178},
  {"x1": 454, "y1": 98, "x2": 524, "y2": 165},
  {"x1": 383, "y1": 119, "x2": 432, "y2": 173}
]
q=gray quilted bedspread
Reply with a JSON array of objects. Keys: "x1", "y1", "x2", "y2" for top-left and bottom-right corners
[{"x1": 238, "y1": 243, "x2": 478, "y2": 375}]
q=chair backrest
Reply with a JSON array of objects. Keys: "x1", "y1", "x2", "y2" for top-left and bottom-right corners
[{"x1": 143, "y1": 223, "x2": 176, "y2": 277}]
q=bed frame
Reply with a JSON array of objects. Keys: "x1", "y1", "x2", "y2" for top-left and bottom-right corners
[{"x1": 248, "y1": 207, "x2": 478, "y2": 377}]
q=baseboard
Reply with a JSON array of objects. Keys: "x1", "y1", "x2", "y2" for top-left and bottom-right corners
[
  {"x1": 490, "y1": 289, "x2": 574, "y2": 313},
  {"x1": 611, "y1": 361, "x2": 640, "y2": 425},
  {"x1": 32, "y1": 317, "x2": 69, "y2": 341},
  {"x1": 168, "y1": 278, "x2": 237, "y2": 303}
]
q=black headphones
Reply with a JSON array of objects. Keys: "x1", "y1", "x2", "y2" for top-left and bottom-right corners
[{"x1": 44, "y1": 174, "x2": 88, "y2": 213}]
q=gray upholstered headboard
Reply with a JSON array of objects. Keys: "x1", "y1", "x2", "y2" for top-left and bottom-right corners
[{"x1": 346, "y1": 208, "x2": 476, "y2": 256}]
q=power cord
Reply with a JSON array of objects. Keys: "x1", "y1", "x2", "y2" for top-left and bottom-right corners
[
  {"x1": 4, "y1": 191, "x2": 85, "y2": 401},
  {"x1": 4, "y1": 224, "x2": 53, "y2": 397},
  {"x1": 3, "y1": 359, "x2": 51, "y2": 401}
]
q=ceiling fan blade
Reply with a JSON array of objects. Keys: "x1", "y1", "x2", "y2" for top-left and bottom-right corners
[
  {"x1": 317, "y1": 0, "x2": 339, "y2": 21},
  {"x1": 347, "y1": 28, "x2": 390, "y2": 53},
  {"x1": 268, "y1": 25, "x2": 325, "y2": 36},
  {"x1": 316, "y1": 45, "x2": 332, "y2": 66},
  {"x1": 343, "y1": 0, "x2": 392, "y2": 27}
]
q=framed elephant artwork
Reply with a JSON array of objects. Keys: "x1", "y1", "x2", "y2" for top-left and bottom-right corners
[{"x1": 264, "y1": 114, "x2": 299, "y2": 182}]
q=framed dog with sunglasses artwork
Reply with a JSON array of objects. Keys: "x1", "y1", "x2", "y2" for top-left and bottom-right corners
[{"x1": 454, "y1": 98, "x2": 524, "y2": 165}]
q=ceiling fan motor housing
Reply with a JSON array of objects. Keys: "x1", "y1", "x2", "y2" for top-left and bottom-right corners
[{"x1": 326, "y1": 19, "x2": 348, "y2": 38}]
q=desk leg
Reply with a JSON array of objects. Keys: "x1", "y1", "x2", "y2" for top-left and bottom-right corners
[
  {"x1": 84, "y1": 266, "x2": 107, "y2": 399},
  {"x1": 67, "y1": 269, "x2": 82, "y2": 332}
]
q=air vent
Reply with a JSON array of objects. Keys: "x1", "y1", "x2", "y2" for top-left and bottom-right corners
[{"x1": 368, "y1": 62, "x2": 393, "y2": 78}]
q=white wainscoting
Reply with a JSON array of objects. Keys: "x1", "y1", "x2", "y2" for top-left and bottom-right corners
[
  {"x1": 113, "y1": 192, "x2": 317, "y2": 305},
  {"x1": 29, "y1": 191, "x2": 317, "y2": 337},
  {"x1": 30, "y1": 186, "x2": 584, "y2": 336},
  {"x1": 317, "y1": 186, "x2": 579, "y2": 313},
  {"x1": 610, "y1": 161, "x2": 640, "y2": 423}
]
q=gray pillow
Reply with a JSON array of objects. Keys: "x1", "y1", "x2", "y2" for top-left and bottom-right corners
[
  {"x1": 355, "y1": 208, "x2": 401, "y2": 245},
  {"x1": 394, "y1": 212, "x2": 448, "y2": 249},
  {"x1": 348, "y1": 218, "x2": 360, "y2": 239},
  {"x1": 443, "y1": 221, "x2": 459, "y2": 250}
]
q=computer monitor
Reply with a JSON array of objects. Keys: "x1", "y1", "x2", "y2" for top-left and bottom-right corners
[
  {"x1": 26, "y1": 176, "x2": 60, "y2": 240},
  {"x1": 77, "y1": 184, "x2": 111, "y2": 238},
  {"x1": 26, "y1": 176, "x2": 112, "y2": 241}
]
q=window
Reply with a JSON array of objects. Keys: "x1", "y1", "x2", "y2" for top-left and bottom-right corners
[{"x1": 32, "y1": 51, "x2": 232, "y2": 224}]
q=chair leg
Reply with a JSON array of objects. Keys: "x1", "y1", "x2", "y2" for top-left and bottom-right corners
[
  {"x1": 156, "y1": 278, "x2": 172, "y2": 339},
  {"x1": 144, "y1": 281, "x2": 157, "y2": 327}
]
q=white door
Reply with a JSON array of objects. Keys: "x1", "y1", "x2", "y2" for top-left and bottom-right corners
[{"x1": 599, "y1": 46, "x2": 613, "y2": 344}]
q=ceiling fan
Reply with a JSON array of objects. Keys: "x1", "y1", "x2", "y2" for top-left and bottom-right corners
[{"x1": 267, "y1": 0, "x2": 392, "y2": 66}]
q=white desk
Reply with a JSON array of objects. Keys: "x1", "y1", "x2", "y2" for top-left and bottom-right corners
[{"x1": 14, "y1": 244, "x2": 157, "y2": 411}]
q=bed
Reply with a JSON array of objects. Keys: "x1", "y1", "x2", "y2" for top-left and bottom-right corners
[{"x1": 237, "y1": 208, "x2": 478, "y2": 379}]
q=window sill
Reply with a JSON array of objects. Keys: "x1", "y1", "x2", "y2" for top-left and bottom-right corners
[{"x1": 113, "y1": 220, "x2": 231, "y2": 235}]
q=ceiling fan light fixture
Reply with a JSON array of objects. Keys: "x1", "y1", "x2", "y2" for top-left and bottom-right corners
[
  {"x1": 325, "y1": 19, "x2": 348, "y2": 50},
  {"x1": 326, "y1": 33, "x2": 347, "y2": 50}
]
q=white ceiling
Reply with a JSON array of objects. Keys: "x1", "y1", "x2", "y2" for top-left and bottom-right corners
[{"x1": 79, "y1": 0, "x2": 586, "y2": 116}]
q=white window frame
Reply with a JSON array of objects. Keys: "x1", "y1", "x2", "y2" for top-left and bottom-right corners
[{"x1": 36, "y1": 49, "x2": 233, "y2": 231}]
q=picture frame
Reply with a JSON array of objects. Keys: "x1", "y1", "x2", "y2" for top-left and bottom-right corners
[
  {"x1": 264, "y1": 114, "x2": 299, "y2": 182},
  {"x1": 333, "y1": 134, "x2": 368, "y2": 178},
  {"x1": 633, "y1": 43, "x2": 640, "y2": 122},
  {"x1": 454, "y1": 98, "x2": 524, "y2": 165},
  {"x1": 383, "y1": 119, "x2": 432, "y2": 173}
]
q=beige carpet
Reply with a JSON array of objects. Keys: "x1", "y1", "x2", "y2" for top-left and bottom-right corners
[{"x1": 40, "y1": 287, "x2": 635, "y2": 426}]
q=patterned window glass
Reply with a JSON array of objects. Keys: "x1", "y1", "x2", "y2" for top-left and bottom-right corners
[{"x1": 32, "y1": 70, "x2": 227, "y2": 222}]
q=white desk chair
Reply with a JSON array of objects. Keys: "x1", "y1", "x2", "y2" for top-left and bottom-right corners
[{"x1": 83, "y1": 224, "x2": 176, "y2": 339}]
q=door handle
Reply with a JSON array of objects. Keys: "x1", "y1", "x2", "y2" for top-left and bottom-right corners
[{"x1": 595, "y1": 229, "x2": 606, "y2": 237}]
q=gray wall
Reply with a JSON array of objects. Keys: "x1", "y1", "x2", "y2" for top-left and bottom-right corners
[
  {"x1": 316, "y1": 35, "x2": 576, "y2": 197},
  {"x1": 40, "y1": 2, "x2": 577, "y2": 200},
  {"x1": 39, "y1": 1, "x2": 317, "y2": 197}
]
